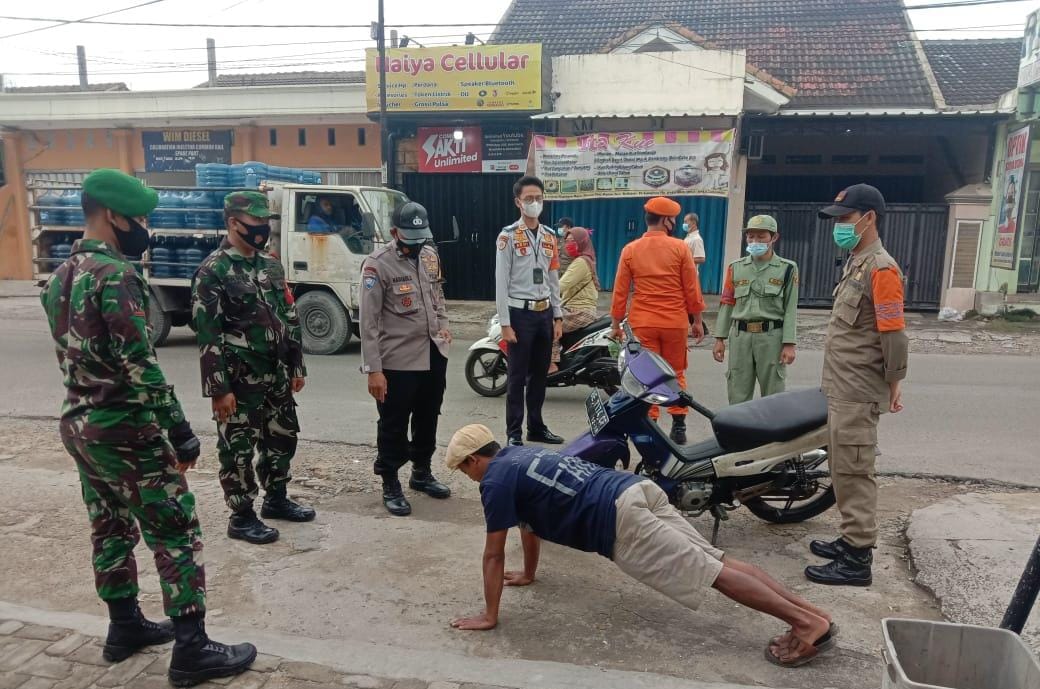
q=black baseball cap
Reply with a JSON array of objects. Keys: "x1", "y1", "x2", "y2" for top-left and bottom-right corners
[
  {"x1": 818, "y1": 183, "x2": 886, "y2": 219},
  {"x1": 392, "y1": 201, "x2": 433, "y2": 242}
]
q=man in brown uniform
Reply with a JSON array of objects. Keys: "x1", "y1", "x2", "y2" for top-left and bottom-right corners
[
  {"x1": 807, "y1": 184, "x2": 908, "y2": 587},
  {"x1": 360, "y1": 201, "x2": 452, "y2": 516}
]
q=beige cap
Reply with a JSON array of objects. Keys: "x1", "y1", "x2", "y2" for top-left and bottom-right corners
[{"x1": 445, "y1": 424, "x2": 496, "y2": 470}]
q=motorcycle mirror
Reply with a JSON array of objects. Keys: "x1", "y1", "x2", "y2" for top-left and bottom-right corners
[{"x1": 436, "y1": 216, "x2": 462, "y2": 245}]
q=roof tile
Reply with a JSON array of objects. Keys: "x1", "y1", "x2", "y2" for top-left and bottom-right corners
[
  {"x1": 922, "y1": 38, "x2": 1020, "y2": 107},
  {"x1": 492, "y1": 0, "x2": 937, "y2": 107}
]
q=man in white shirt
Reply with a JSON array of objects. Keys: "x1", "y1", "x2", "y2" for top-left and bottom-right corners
[{"x1": 683, "y1": 212, "x2": 706, "y2": 266}]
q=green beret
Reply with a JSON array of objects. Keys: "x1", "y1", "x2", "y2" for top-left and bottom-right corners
[
  {"x1": 224, "y1": 190, "x2": 280, "y2": 219},
  {"x1": 81, "y1": 169, "x2": 159, "y2": 217}
]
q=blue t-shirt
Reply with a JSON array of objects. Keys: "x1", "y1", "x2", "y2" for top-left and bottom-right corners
[
  {"x1": 307, "y1": 214, "x2": 338, "y2": 233},
  {"x1": 479, "y1": 447, "x2": 643, "y2": 558}
]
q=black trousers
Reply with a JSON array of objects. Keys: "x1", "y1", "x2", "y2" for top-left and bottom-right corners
[
  {"x1": 506, "y1": 307, "x2": 553, "y2": 438},
  {"x1": 374, "y1": 347, "x2": 448, "y2": 478}
]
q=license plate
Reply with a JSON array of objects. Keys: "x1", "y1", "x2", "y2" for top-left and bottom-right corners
[{"x1": 586, "y1": 391, "x2": 610, "y2": 436}]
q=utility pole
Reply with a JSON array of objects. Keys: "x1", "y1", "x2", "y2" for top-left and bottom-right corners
[
  {"x1": 206, "y1": 38, "x2": 217, "y2": 87},
  {"x1": 1001, "y1": 534, "x2": 1040, "y2": 634},
  {"x1": 76, "y1": 46, "x2": 88, "y2": 88},
  {"x1": 377, "y1": 0, "x2": 389, "y2": 187}
]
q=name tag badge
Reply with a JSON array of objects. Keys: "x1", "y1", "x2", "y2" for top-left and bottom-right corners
[{"x1": 533, "y1": 267, "x2": 544, "y2": 285}]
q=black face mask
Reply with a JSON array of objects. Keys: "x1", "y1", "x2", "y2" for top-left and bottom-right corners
[
  {"x1": 112, "y1": 215, "x2": 150, "y2": 257},
  {"x1": 236, "y1": 221, "x2": 271, "y2": 251}
]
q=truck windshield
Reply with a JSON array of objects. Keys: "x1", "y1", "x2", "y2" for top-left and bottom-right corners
[{"x1": 361, "y1": 189, "x2": 409, "y2": 241}]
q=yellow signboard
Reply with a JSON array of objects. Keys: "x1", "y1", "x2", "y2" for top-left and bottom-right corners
[{"x1": 365, "y1": 43, "x2": 542, "y2": 113}]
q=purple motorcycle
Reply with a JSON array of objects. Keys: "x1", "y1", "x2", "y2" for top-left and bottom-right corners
[{"x1": 565, "y1": 323, "x2": 834, "y2": 543}]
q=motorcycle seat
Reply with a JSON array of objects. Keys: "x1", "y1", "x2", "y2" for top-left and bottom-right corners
[
  {"x1": 559, "y1": 315, "x2": 611, "y2": 350},
  {"x1": 711, "y1": 388, "x2": 828, "y2": 453}
]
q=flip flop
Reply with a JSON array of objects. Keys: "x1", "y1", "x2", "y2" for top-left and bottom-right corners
[
  {"x1": 764, "y1": 626, "x2": 838, "y2": 668},
  {"x1": 770, "y1": 622, "x2": 839, "y2": 651}
]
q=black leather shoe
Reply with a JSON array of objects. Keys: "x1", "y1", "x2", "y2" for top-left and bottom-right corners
[
  {"x1": 261, "y1": 491, "x2": 316, "y2": 522},
  {"x1": 103, "y1": 598, "x2": 174, "y2": 662},
  {"x1": 669, "y1": 415, "x2": 687, "y2": 445},
  {"x1": 168, "y1": 614, "x2": 256, "y2": 687},
  {"x1": 527, "y1": 428, "x2": 565, "y2": 444},
  {"x1": 409, "y1": 472, "x2": 451, "y2": 499},
  {"x1": 805, "y1": 549, "x2": 873, "y2": 586},
  {"x1": 508, "y1": 436, "x2": 524, "y2": 447},
  {"x1": 382, "y1": 479, "x2": 412, "y2": 516},
  {"x1": 810, "y1": 537, "x2": 852, "y2": 560},
  {"x1": 227, "y1": 510, "x2": 279, "y2": 544}
]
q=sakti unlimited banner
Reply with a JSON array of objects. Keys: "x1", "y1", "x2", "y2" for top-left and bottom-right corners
[
  {"x1": 992, "y1": 125, "x2": 1030, "y2": 270},
  {"x1": 366, "y1": 44, "x2": 542, "y2": 112},
  {"x1": 530, "y1": 130, "x2": 735, "y2": 200}
]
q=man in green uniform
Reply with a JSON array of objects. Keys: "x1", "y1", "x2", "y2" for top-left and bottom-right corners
[
  {"x1": 192, "y1": 191, "x2": 313, "y2": 546},
  {"x1": 713, "y1": 215, "x2": 799, "y2": 404},
  {"x1": 42, "y1": 169, "x2": 255, "y2": 685}
]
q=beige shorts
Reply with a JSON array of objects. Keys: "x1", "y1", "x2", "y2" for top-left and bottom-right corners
[{"x1": 612, "y1": 481, "x2": 725, "y2": 611}]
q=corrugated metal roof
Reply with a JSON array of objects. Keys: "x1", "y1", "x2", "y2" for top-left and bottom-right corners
[
  {"x1": 771, "y1": 108, "x2": 1010, "y2": 117},
  {"x1": 532, "y1": 111, "x2": 741, "y2": 119}
]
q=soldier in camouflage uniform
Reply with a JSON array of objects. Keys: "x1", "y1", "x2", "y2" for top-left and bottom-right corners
[
  {"x1": 192, "y1": 191, "x2": 313, "y2": 546},
  {"x1": 42, "y1": 169, "x2": 255, "y2": 685}
]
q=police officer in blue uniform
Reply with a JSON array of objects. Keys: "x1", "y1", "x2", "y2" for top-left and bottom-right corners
[{"x1": 495, "y1": 176, "x2": 565, "y2": 447}]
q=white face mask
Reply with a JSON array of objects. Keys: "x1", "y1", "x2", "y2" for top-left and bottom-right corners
[{"x1": 521, "y1": 200, "x2": 543, "y2": 219}]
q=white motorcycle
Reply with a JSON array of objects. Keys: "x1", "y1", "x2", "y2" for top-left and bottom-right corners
[{"x1": 464, "y1": 314, "x2": 621, "y2": 397}]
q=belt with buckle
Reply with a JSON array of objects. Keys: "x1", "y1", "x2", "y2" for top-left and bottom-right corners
[
  {"x1": 508, "y1": 297, "x2": 550, "y2": 312},
  {"x1": 736, "y1": 319, "x2": 783, "y2": 333}
]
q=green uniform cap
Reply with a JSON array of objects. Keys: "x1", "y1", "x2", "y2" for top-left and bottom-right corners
[
  {"x1": 224, "y1": 190, "x2": 280, "y2": 219},
  {"x1": 81, "y1": 169, "x2": 159, "y2": 217},
  {"x1": 745, "y1": 214, "x2": 778, "y2": 233}
]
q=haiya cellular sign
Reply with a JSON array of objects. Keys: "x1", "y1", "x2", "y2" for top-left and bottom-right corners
[{"x1": 366, "y1": 43, "x2": 542, "y2": 112}]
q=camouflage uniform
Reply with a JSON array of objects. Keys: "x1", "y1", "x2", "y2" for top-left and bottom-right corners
[
  {"x1": 41, "y1": 238, "x2": 206, "y2": 618},
  {"x1": 192, "y1": 239, "x2": 306, "y2": 514}
]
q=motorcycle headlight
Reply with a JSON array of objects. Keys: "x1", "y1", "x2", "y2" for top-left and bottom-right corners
[
  {"x1": 617, "y1": 347, "x2": 629, "y2": 373},
  {"x1": 620, "y1": 368, "x2": 644, "y2": 398}
]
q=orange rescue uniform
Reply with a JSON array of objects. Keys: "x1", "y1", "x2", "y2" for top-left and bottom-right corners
[{"x1": 611, "y1": 228, "x2": 706, "y2": 418}]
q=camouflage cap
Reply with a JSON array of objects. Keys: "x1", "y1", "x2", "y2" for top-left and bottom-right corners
[
  {"x1": 745, "y1": 214, "x2": 778, "y2": 233},
  {"x1": 81, "y1": 168, "x2": 159, "y2": 217},
  {"x1": 224, "y1": 190, "x2": 281, "y2": 219}
]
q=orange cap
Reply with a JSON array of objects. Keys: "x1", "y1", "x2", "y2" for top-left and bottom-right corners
[{"x1": 644, "y1": 196, "x2": 682, "y2": 217}]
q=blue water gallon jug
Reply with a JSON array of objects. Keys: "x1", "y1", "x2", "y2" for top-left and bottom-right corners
[
  {"x1": 49, "y1": 240, "x2": 73, "y2": 271},
  {"x1": 195, "y1": 163, "x2": 229, "y2": 187},
  {"x1": 37, "y1": 190, "x2": 63, "y2": 226},
  {"x1": 150, "y1": 237, "x2": 172, "y2": 278},
  {"x1": 62, "y1": 190, "x2": 85, "y2": 227},
  {"x1": 181, "y1": 242, "x2": 205, "y2": 278}
]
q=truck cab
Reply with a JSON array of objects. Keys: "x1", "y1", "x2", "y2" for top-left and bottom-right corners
[{"x1": 270, "y1": 183, "x2": 409, "y2": 354}]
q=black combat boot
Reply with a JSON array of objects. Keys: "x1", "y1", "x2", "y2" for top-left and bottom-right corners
[
  {"x1": 810, "y1": 536, "x2": 853, "y2": 560},
  {"x1": 409, "y1": 470, "x2": 451, "y2": 499},
  {"x1": 261, "y1": 487, "x2": 316, "y2": 522},
  {"x1": 669, "y1": 415, "x2": 687, "y2": 445},
  {"x1": 805, "y1": 545, "x2": 873, "y2": 586},
  {"x1": 227, "y1": 507, "x2": 279, "y2": 544},
  {"x1": 168, "y1": 613, "x2": 256, "y2": 687},
  {"x1": 102, "y1": 597, "x2": 174, "y2": 662},
  {"x1": 382, "y1": 476, "x2": 412, "y2": 516}
]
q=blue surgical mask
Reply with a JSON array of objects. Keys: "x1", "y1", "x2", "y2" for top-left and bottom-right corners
[
  {"x1": 746, "y1": 242, "x2": 769, "y2": 257},
  {"x1": 682, "y1": 222, "x2": 689, "y2": 233}
]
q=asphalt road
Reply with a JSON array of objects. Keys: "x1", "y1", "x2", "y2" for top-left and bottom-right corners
[{"x1": 4, "y1": 298, "x2": 1039, "y2": 487}]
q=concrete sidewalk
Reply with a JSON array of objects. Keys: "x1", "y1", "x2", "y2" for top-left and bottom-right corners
[
  {"x1": 908, "y1": 492, "x2": 1040, "y2": 652},
  {"x1": 0, "y1": 602, "x2": 784, "y2": 689}
]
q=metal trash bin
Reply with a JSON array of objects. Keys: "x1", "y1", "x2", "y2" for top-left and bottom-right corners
[{"x1": 882, "y1": 618, "x2": 1040, "y2": 689}]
